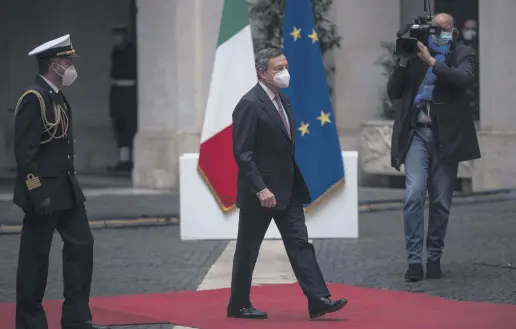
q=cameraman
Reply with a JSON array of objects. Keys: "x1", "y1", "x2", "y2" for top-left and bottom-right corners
[{"x1": 388, "y1": 13, "x2": 480, "y2": 282}]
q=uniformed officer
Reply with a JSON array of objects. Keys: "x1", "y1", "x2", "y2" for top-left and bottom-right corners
[
  {"x1": 13, "y1": 35, "x2": 110, "y2": 329},
  {"x1": 108, "y1": 26, "x2": 137, "y2": 172}
]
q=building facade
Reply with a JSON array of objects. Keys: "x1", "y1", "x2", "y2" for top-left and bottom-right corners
[{"x1": 0, "y1": 0, "x2": 514, "y2": 191}]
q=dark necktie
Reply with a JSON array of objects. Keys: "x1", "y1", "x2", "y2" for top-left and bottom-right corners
[{"x1": 274, "y1": 95, "x2": 291, "y2": 139}]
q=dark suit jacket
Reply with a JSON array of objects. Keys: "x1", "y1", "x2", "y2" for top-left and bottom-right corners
[
  {"x1": 13, "y1": 75, "x2": 85, "y2": 212},
  {"x1": 387, "y1": 43, "x2": 481, "y2": 169},
  {"x1": 232, "y1": 83, "x2": 310, "y2": 210}
]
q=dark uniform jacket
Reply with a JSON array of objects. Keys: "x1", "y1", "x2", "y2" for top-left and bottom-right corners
[
  {"x1": 387, "y1": 43, "x2": 481, "y2": 170},
  {"x1": 13, "y1": 75, "x2": 85, "y2": 212},
  {"x1": 109, "y1": 42, "x2": 137, "y2": 122},
  {"x1": 232, "y1": 83, "x2": 311, "y2": 210}
]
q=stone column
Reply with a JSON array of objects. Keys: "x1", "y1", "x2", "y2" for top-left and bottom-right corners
[
  {"x1": 173, "y1": 0, "x2": 222, "y2": 156},
  {"x1": 472, "y1": 0, "x2": 516, "y2": 190},
  {"x1": 133, "y1": 0, "x2": 222, "y2": 190},
  {"x1": 133, "y1": 0, "x2": 179, "y2": 189},
  {"x1": 331, "y1": 0, "x2": 400, "y2": 152}
]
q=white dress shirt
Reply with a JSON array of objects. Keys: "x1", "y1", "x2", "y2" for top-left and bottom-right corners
[{"x1": 40, "y1": 75, "x2": 60, "y2": 93}]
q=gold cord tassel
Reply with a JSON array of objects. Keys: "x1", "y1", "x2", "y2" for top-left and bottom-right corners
[{"x1": 14, "y1": 90, "x2": 69, "y2": 144}]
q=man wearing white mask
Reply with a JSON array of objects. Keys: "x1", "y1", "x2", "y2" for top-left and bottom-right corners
[
  {"x1": 227, "y1": 48, "x2": 347, "y2": 320},
  {"x1": 458, "y1": 19, "x2": 480, "y2": 121},
  {"x1": 13, "y1": 35, "x2": 109, "y2": 329},
  {"x1": 388, "y1": 14, "x2": 480, "y2": 282},
  {"x1": 460, "y1": 20, "x2": 478, "y2": 46}
]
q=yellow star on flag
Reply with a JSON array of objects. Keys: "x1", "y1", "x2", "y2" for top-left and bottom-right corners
[
  {"x1": 308, "y1": 29, "x2": 319, "y2": 44},
  {"x1": 316, "y1": 111, "x2": 331, "y2": 126},
  {"x1": 298, "y1": 122, "x2": 310, "y2": 136},
  {"x1": 290, "y1": 26, "x2": 302, "y2": 41}
]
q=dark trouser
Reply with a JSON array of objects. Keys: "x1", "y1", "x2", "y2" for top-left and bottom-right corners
[
  {"x1": 16, "y1": 205, "x2": 94, "y2": 329},
  {"x1": 229, "y1": 193, "x2": 330, "y2": 309},
  {"x1": 112, "y1": 118, "x2": 137, "y2": 149},
  {"x1": 403, "y1": 127, "x2": 458, "y2": 264}
]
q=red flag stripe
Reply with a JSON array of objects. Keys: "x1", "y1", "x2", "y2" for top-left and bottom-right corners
[{"x1": 198, "y1": 125, "x2": 238, "y2": 211}]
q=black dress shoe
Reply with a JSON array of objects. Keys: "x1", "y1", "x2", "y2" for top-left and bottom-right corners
[
  {"x1": 404, "y1": 263, "x2": 424, "y2": 282},
  {"x1": 63, "y1": 321, "x2": 111, "y2": 329},
  {"x1": 308, "y1": 297, "x2": 348, "y2": 319},
  {"x1": 107, "y1": 161, "x2": 133, "y2": 172},
  {"x1": 426, "y1": 259, "x2": 443, "y2": 279},
  {"x1": 227, "y1": 307, "x2": 268, "y2": 319}
]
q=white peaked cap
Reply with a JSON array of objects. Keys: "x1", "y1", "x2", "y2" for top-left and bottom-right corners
[{"x1": 28, "y1": 34, "x2": 78, "y2": 58}]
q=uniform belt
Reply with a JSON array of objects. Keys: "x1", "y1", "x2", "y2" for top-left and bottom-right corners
[
  {"x1": 416, "y1": 122, "x2": 432, "y2": 128},
  {"x1": 111, "y1": 79, "x2": 136, "y2": 87}
]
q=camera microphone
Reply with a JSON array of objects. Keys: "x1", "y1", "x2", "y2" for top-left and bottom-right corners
[{"x1": 395, "y1": 0, "x2": 438, "y2": 57}]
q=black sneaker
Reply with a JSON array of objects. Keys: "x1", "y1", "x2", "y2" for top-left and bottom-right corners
[
  {"x1": 404, "y1": 263, "x2": 424, "y2": 282},
  {"x1": 426, "y1": 259, "x2": 443, "y2": 279}
]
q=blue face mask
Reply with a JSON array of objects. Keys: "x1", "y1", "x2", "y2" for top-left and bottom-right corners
[{"x1": 432, "y1": 31, "x2": 453, "y2": 44}]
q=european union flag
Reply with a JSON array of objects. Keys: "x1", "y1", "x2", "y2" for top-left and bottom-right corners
[{"x1": 282, "y1": 0, "x2": 344, "y2": 208}]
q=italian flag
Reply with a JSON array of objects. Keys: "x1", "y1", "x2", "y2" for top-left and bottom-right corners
[{"x1": 198, "y1": 0, "x2": 257, "y2": 211}]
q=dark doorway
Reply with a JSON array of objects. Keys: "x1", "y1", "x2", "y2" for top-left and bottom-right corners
[{"x1": 434, "y1": 0, "x2": 480, "y2": 121}]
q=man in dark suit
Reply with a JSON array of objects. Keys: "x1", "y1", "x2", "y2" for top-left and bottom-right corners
[
  {"x1": 227, "y1": 48, "x2": 347, "y2": 320},
  {"x1": 13, "y1": 35, "x2": 109, "y2": 329}
]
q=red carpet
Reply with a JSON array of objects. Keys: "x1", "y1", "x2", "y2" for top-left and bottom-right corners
[{"x1": 1, "y1": 283, "x2": 515, "y2": 329}]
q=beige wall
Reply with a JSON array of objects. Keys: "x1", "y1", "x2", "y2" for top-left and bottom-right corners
[
  {"x1": 472, "y1": 0, "x2": 516, "y2": 190},
  {"x1": 133, "y1": 0, "x2": 223, "y2": 189},
  {"x1": 5, "y1": 0, "x2": 513, "y2": 191},
  {"x1": 331, "y1": 0, "x2": 400, "y2": 153}
]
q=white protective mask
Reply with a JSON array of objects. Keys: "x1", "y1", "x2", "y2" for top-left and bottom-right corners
[
  {"x1": 462, "y1": 29, "x2": 477, "y2": 41},
  {"x1": 273, "y1": 69, "x2": 290, "y2": 88},
  {"x1": 54, "y1": 63, "x2": 78, "y2": 87}
]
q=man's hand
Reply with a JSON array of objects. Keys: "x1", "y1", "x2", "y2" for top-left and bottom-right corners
[
  {"x1": 417, "y1": 42, "x2": 437, "y2": 66},
  {"x1": 257, "y1": 188, "x2": 276, "y2": 208},
  {"x1": 35, "y1": 197, "x2": 53, "y2": 217}
]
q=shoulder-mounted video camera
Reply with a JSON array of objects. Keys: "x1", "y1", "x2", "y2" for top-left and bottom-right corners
[{"x1": 395, "y1": 0, "x2": 441, "y2": 57}]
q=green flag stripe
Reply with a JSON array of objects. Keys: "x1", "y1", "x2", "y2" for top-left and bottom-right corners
[{"x1": 217, "y1": 0, "x2": 250, "y2": 46}]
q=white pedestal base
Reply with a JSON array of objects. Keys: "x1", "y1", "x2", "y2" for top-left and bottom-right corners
[{"x1": 180, "y1": 152, "x2": 359, "y2": 240}]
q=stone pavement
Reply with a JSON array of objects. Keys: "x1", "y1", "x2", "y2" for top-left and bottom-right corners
[{"x1": 0, "y1": 200, "x2": 515, "y2": 328}]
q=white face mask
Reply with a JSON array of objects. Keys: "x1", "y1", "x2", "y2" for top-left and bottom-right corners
[
  {"x1": 54, "y1": 63, "x2": 78, "y2": 87},
  {"x1": 462, "y1": 29, "x2": 477, "y2": 41},
  {"x1": 272, "y1": 69, "x2": 290, "y2": 88}
]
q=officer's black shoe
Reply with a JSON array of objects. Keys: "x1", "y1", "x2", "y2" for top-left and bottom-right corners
[
  {"x1": 426, "y1": 259, "x2": 443, "y2": 279},
  {"x1": 404, "y1": 263, "x2": 424, "y2": 282},
  {"x1": 227, "y1": 307, "x2": 268, "y2": 319},
  {"x1": 63, "y1": 321, "x2": 111, "y2": 329},
  {"x1": 308, "y1": 297, "x2": 348, "y2": 319}
]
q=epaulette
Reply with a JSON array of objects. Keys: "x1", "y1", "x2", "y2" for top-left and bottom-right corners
[
  {"x1": 14, "y1": 87, "x2": 46, "y2": 117},
  {"x1": 14, "y1": 85, "x2": 69, "y2": 144}
]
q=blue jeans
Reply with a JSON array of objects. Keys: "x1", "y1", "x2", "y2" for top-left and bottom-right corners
[{"x1": 403, "y1": 127, "x2": 458, "y2": 264}]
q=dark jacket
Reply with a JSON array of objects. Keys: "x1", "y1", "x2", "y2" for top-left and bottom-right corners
[
  {"x1": 109, "y1": 42, "x2": 137, "y2": 122},
  {"x1": 388, "y1": 43, "x2": 481, "y2": 170},
  {"x1": 13, "y1": 76, "x2": 85, "y2": 212},
  {"x1": 232, "y1": 83, "x2": 310, "y2": 210}
]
